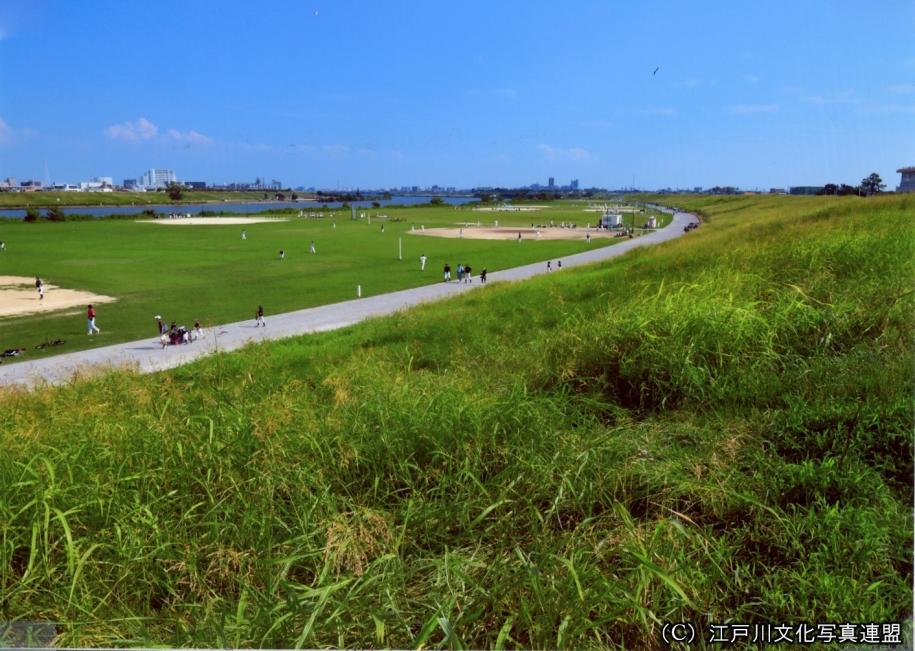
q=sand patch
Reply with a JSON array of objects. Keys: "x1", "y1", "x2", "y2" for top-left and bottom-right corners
[
  {"x1": 409, "y1": 227, "x2": 623, "y2": 241},
  {"x1": 0, "y1": 276, "x2": 116, "y2": 318},
  {"x1": 136, "y1": 217, "x2": 289, "y2": 226},
  {"x1": 471, "y1": 205, "x2": 548, "y2": 212}
]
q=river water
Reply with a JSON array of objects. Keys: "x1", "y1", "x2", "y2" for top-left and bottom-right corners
[{"x1": 0, "y1": 195, "x2": 476, "y2": 219}]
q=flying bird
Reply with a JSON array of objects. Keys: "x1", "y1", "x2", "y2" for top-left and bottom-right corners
[{"x1": 652, "y1": 66, "x2": 660, "y2": 76}]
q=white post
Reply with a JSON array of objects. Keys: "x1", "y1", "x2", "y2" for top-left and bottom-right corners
[
  {"x1": 398, "y1": 238, "x2": 402, "y2": 260},
  {"x1": 357, "y1": 285, "x2": 362, "y2": 298}
]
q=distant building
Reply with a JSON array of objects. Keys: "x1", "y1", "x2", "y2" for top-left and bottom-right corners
[
  {"x1": 79, "y1": 181, "x2": 112, "y2": 192},
  {"x1": 897, "y1": 167, "x2": 915, "y2": 193},
  {"x1": 79, "y1": 177, "x2": 114, "y2": 192},
  {"x1": 185, "y1": 181, "x2": 207, "y2": 190},
  {"x1": 139, "y1": 168, "x2": 177, "y2": 189},
  {"x1": 123, "y1": 179, "x2": 138, "y2": 190},
  {"x1": 693, "y1": 186, "x2": 703, "y2": 193},
  {"x1": 789, "y1": 186, "x2": 823, "y2": 196},
  {"x1": 0, "y1": 177, "x2": 17, "y2": 190},
  {"x1": 570, "y1": 179, "x2": 579, "y2": 190},
  {"x1": 769, "y1": 188, "x2": 785, "y2": 194},
  {"x1": 548, "y1": 177, "x2": 555, "y2": 188},
  {"x1": 20, "y1": 180, "x2": 42, "y2": 191}
]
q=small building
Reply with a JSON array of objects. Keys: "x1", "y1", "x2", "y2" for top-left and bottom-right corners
[
  {"x1": 601, "y1": 212, "x2": 622, "y2": 228},
  {"x1": 897, "y1": 167, "x2": 915, "y2": 193}
]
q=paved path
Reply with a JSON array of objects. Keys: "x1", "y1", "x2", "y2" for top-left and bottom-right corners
[{"x1": 0, "y1": 209, "x2": 694, "y2": 388}]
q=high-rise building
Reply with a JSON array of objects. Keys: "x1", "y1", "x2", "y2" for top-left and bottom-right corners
[
  {"x1": 139, "y1": 168, "x2": 177, "y2": 189},
  {"x1": 570, "y1": 179, "x2": 579, "y2": 190},
  {"x1": 548, "y1": 177, "x2": 555, "y2": 188}
]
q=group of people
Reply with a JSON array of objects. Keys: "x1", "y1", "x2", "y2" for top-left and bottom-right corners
[
  {"x1": 442, "y1": 262, "x2": 486, "y2": 284},
  {"x1": 156, "y1": 315, "x2": 203, "y2": 347}
]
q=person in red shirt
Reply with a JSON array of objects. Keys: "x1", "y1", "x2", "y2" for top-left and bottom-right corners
[{"x1": 87, "y1": 304, "x2": 100, "y2": 335}]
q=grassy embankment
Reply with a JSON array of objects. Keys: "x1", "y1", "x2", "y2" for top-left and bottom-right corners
[
  {"x1": 0, "y1": 202, "x2": 663, "y2": 361},
  {"x1": 0, "y1": 195, "x2": 911, "y2": 647}
]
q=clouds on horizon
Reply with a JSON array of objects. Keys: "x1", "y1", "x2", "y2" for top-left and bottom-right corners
[{"x1": 104, "y1": 117, "x2": 158, "y2": 142}]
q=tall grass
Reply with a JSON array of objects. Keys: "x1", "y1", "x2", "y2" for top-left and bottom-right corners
[{"x1": 1, "y1": 195, "x2": 912, "y2": 648}]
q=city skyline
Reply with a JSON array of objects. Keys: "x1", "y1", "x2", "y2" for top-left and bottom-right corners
[{"x1": 1, "y1": 1, "x2": 913, "y2": 189}]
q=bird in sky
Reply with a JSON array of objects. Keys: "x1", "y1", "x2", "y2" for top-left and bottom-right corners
[{"x1": 652, "y1": 66, "x2": 660, "y2": 76}]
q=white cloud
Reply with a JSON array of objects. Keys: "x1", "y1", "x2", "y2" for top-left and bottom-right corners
[
  {"x1": 104, "y1": 117, "x2": 158, "y2": 142},
  {"x1": 0, "y1": 115, "x2": 36, "y2": 145},
  {"x1": 732, "y1": 104, "x2": 779, "y2": 114},
  {"x1": 166, "y1": 128, "x2": 214, "y2": 145},
  {"x1": 537, "y1": 144, "x2": 592, "y2": 160}
]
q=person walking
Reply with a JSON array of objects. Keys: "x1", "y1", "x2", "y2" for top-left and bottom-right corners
[
  {"x1": 586, "y1": 232, "x2": 591, "y2": 244},
  {"x1": 309, "y1": 240, "x2": 316, "y2": 254},
  {"x1": 557, "y1": 260, "x2": 562, "y2": 270},
  {"x1": 255, "y1": 305, "x2": 266, "y2": 327},
  {"x1": 420, "y1": 254, "x2": 427, "y2": 271},
  {"x1": 443, "y1": 263, "x2": 451, "y2": 282},
  {"x1": 87, "y1": 304, "x2": 100, "y2": 335},
  {"x1": 480, "y1": 268, "x2": 487, "y2": 284},
  {"x1": 464, "y1": 264, "x2": 472, "y2": 283},
  {"x1": 241, "y1": 230, "x2": 247, "y2": 240},
  {"x1": 547, "y1": 260, "x2": 552, "y2": 272},
  {"x1": 456, "y1": 263, "x2": 464, "y2": 282},
  {"x1": 279, "y1": 249, "x2": 285, "y2": 260},
  {"x1": 0, "y1": 240, "x2": 5, "y2": 252},
  {"x1": 36, "y1": 276, "x2": 44, "y2": 301}
]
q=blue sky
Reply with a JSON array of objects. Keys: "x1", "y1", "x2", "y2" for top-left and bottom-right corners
[{"x1": 1, "y1": 1, "x2": 913, "y2": 189}]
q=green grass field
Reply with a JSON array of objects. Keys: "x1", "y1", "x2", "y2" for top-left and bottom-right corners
[
  {"x1": 0, "y1": 202, "x2": 668, "y2": 361},
  {"x1": 0, "y1": 195, "x2": 910, "y2": 648}
]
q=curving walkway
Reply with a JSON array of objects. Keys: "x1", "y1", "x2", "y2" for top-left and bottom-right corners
[{"x1": 0, "y1": 210, "x2": 695, "y2": 388}]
